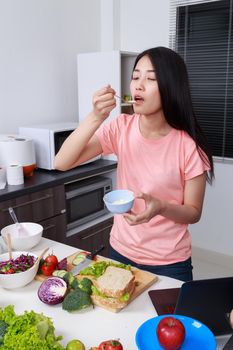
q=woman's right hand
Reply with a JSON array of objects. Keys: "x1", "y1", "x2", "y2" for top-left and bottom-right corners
[{"x1": 92, "y1": 85, "x2": 116, "y2": 121}]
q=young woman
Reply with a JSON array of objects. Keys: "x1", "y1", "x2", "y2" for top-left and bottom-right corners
[{"x1": 54, "y1": 47, "x2": 214, "y2": 281}]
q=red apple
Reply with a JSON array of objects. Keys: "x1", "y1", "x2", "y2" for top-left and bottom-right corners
[{"x1": 156, "y1": 316, "x2": 185, "y2": 350}]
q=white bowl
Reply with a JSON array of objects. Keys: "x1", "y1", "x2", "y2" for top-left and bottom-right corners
[
  {"x1": 0, "y1": 251, "x2": 39, "y2": 289},
  {"x1": 1, "y1": 222, "x2": 43, "y2": 250},
  {"x1": 103, "y1": 189, "x2": 135, "y2": 214}
]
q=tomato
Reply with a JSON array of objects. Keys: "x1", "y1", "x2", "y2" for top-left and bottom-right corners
[
  {"x1": 80, "y1": 251, "x2": 88, "y2": 255},
  {"x1": 45, "y1": 254, "x2": 58, "y2": 268},
  {"x1": 41, "y1": 262, "x2": 56, "y2": 276},
  {"x1": 98, "y1": 340, "x2": 123, "y2": 350},
  {"x1": 6, "y1": 268, "x2": 15, "y2": 274}
]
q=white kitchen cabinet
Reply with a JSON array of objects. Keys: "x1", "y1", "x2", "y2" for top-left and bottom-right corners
[{"x1": 77, "y1": 50, "x2": 138, "y2": 123}]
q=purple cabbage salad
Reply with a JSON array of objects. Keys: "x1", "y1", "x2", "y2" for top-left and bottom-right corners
[{"x1": 0, "y1": 254, "x2": 36, "y2": 274}]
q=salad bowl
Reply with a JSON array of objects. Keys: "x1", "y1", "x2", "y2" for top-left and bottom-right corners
[{"x1": 0, "y1": 251, "x2": 39, "y2": 289}]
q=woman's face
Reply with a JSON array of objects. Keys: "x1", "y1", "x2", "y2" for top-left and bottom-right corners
[{"x1": 130, "y1": 55, "x2": 162, "y2": 116}]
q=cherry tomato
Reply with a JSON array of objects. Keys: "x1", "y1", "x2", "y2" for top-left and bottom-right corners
[
  {"x1": 6, "y1": 268, "x2": 15, "y2": 274},
  {"x1": 45, "y1": 254, "x2": 58, "y2": 268},
  {"x1": 41, "y1": 262, "x2": 56, "y2": 276},
  {"x1": 98, "y1": 340, "x2": 123, "y2": 350},
  {"x1": 80, "y1": 251, "x2": 88, "y2": 255}
]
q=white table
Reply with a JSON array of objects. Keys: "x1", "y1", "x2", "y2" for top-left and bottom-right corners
[{"x1": 0, "y1": 238, "x2": 229, "y2": 349}]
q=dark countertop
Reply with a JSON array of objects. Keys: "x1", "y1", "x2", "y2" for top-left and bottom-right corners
[{"x1": 0, "y1": 159, "x2": 117, "y2": 201}]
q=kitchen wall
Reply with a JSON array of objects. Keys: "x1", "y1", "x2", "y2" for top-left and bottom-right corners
[
  {"x1": 190, "y1": 161, "x2": 233, "y2": 257},
  {"x1": 100, "y1": 0, "x2": 170, "y2": 52},
  {"x1": 119, "y1": 0, "x2": 170, "y2": 52},
  {"x1": 0, "y1": 0, "x2": 168, "y2": 134},
  {"x1": 0, "y1": 0, "x2": 101, "y2": 133}
]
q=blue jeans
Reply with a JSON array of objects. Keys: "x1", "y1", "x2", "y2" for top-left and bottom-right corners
[{"x1": 109, "y1": 246, "x2": 193, "y2": 282}]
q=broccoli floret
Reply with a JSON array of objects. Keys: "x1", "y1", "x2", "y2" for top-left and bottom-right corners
[
  {"x1": 63, "y1": 272, "x2": 75, "y2": 287},
  {"x1": 62, "y1": 288, "x2": 93, "y2": 312},
  {"x1": 0, "y1": 320, "x2": 8, "y2": 345},
  {"x1": 70, "y1": 278, "x2": 79, "y2": 290},
  {"x1": 78, "y1": 278, "x2": 93, "y2": 294}
]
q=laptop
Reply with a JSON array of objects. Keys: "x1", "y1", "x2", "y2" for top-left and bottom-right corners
[{"x1": 148, "y1": 276, "x2": 233, "y2": 336}]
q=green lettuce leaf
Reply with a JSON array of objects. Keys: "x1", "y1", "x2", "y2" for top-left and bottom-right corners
[
  {"x1": 0, "y1": 305, "x2": 64, "y2": 350},
  {"x1": 80, "y1": 261, "x2": 131, "y2": 277},
  {"x1": 91, "y1": 285, "x2": 130, "y2": 302}
]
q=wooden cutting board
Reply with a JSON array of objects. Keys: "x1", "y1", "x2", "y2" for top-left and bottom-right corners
[{"x1": 35, "y1": 251, "x2": 158, "y2": 312}]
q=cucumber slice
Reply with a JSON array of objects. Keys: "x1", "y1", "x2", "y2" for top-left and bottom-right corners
[
  {"x1": 52, "y1": 270, "x2": 67, "y2": 278},
  {"x1": 52, "y1": 270, "x2": 75, "y2": 288},
  {"x1": 72, "y1": 253, "x2": 87, "y2": 266}
]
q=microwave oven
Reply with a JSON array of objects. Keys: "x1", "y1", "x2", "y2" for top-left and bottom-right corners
[
  {"x1": 65, "y1": 175, "x2": 112, "y2": 233},
  {"x1": 19, "y1": 122, "x2": 100, "y2": 170}
]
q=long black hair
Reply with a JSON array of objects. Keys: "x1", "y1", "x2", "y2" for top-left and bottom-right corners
[{"x1": 133, "y1": 46, "x2": 214, "y2": 184}]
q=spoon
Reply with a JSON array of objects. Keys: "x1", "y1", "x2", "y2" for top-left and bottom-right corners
[
  {"x1": 35, "y1": 247, "x2": 49, "y2": 266},
  {"x1": 8, "y1": 207, "x2": 27, "y2": 236},
  {"x1": 5, "y1": 233, "x2": 12, "y2": 260},
  {"x1": 115, "y1": 94, "x2": 135, "y2": 104}
]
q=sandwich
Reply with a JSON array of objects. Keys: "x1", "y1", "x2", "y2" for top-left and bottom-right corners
[{"x1": 79, "y1": 262, "x2": 136, "y2": 311}]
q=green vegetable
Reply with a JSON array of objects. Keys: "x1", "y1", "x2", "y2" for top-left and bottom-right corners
[
  {"x1": 77, "y1": 278, "x2": 93, "y2": 294},
  {"x1": 52, "y1": 270, "x2": 76, "y2": 289},
  {"x1": 36, "y1": 320, "x2": 49, "y2": 340},
  {"x1": 70, "y1": 278, "x2": 79, "y2": 290},
  {"x1": 63, "y1": 272, "x2": 75, "y2": 287},
  {"x1": 52, "y1": 270, "x2": 67, "y2": 279},
  {"x1": 62, "y1": 288, "x2": 93, "y2": 312},
  {"x1": 91, "y1": 285, "x2": 130, "y2": 302},
  {"x1": 53, "y1": 272, "x2": 92, "y2": 293},
  {"x1": 119, "y1": 292, "x2": 130, "y2": 302},
  {"x1": 72, "y1": 253, "x2": 87, "y2": 266},
  {"x1": 79, "y1": 261, "x2": 108, "y2": 277},
  {"x1": 0, "y1": 320, "x2": 8, "y2": 345},
  {"x1": 79, "y1": 261, "x2": 131, "y2": 277},
  {"x1": 0, "y1": 305, "x2": 64, "y2": 350}
]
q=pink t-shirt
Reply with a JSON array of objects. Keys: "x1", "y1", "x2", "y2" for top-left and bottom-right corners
[{"x1": 95, "y1": 114, "x2": 210, "y2": 265}]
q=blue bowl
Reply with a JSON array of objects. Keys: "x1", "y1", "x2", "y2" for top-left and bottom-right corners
[
  {"x1": 103, "y1": 189, "x2": 135, "y2": 214},
  {"x1": 135, "y1": 315, "x2": 216, "y2": 350}
]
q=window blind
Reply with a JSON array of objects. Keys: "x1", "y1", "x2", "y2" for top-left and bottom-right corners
[{"x1": 169, "y1": 0, "x2": 233, "y2": 161}]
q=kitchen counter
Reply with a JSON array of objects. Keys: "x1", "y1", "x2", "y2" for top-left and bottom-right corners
[
  {"x1": 0, "y1": 238, "x2": 182, "y2": 349},
  {"x1": 0, "y1": 238, "x2": 228, "y2": 349},
  {"x1": 0, "y1": 158, "x2": 117, "y2": 201}
]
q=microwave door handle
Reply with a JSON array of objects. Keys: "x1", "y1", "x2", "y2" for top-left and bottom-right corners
[
  {"x1": 65, "y1": 179, "x2": 108, "y2": 199},
  {"x1": 66, "y1": 186, "x2": 94, "y2": 200},
  {"x1": 65, "y1": 182, "x2": 105, "y2": 200}
]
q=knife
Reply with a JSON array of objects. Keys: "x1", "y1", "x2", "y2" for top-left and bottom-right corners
[{"x1": 70, "y1": 244, "x2": 105, "y2": 276}]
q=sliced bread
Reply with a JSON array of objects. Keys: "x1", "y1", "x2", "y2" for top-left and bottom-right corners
[{"x1": 95, "y1": 265, "x2": 135, "y2": 298}]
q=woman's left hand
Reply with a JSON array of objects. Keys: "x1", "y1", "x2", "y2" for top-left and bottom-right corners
[{"x1": 123, "y1": 192, "x2": 164, "y2": 225}]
